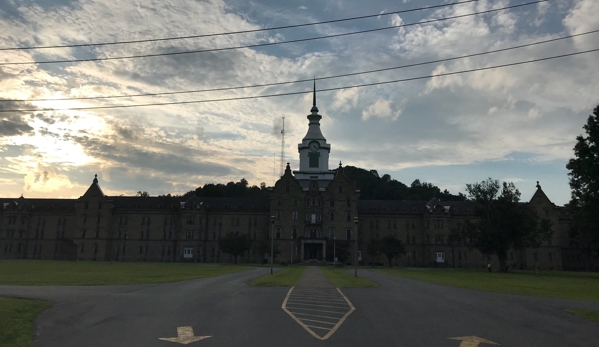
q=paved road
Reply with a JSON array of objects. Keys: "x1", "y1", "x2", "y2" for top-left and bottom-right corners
[{"x1": 1, "y1": 267, "x2": 598, "y2": 347}]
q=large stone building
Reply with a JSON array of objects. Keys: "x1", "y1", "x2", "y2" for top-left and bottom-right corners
[{"x1": 0, "y1": 92, "x2": 575, "y2": 270}]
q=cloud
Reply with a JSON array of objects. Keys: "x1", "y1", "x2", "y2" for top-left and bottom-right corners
[
  {"x1": 361, "y1": 99, "x2": 400, "y2": 121},
  {"x1": 24, "y1": 163, "x2": 74, "y2": 193},
  {"x1": 0, "y1": 99, "x2": 36, "y2": 136}
]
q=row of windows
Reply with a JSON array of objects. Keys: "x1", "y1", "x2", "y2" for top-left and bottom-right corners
[{"x1": 276, "y1": 197, "x2": 353, "y2": 207}]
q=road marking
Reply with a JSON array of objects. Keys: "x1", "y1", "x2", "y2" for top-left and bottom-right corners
[
  {"x1": 449, "y1": 336, "x2": 499, "y2": 347},
  {"x1": 292, "y1": 312, "x2": 343, "y2": 320},
  {"x1": 282, "y1": 286, "x2": 355, "y2": 340},
  {"x1": 298, "y1": 318, "x2": 337, "y2": 325},
  {"x1": 288, "y1": 298, "x2": 347, "y2": 304},
  {"x1": 159, "y1": 327, "x2": 211, "y2": 345},
  {"x1": 287, "y1": 302, "x2": 349, "y2": 309}
]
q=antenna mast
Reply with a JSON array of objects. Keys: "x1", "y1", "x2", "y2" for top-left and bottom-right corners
[{"x1": 279, "y1": 117, "x2": 285, "y2": 177}]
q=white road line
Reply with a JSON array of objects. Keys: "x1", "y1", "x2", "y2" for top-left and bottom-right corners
[
  {"x1": 287, "y1": 302, "x2": 350, "y2": 309},
  {"x1": 289, "y1": 295, "x2": 345, "y2": 302},
  {"x1": 282, "y1": 286, "x2": 356, "y2": 341},
  {"x1": 286, "y1": 306, "x2": 348, "y2": 314},
  {"x1": 291, "y1": 312, "x2": 342, "y2": 320},
  {"x1": 298, "y1": 318, "x2": 337, "y2": 325}
]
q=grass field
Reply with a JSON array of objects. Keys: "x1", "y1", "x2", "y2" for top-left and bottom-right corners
[
  {"x1": 0, "y1": 260, "x2": 251, "y2": 286},
  {"x1": 0, "y1": 297, "x2": 52, "y2": 347},
  {"x1": 321, "y1": 266, "x2": 379, "y2": 288},
  {"x1": 377, "y1": 268, "x2": 599, "y2": 301},
  {"x1": 566, "y1": 309, "x2": 599, "y2": 324},
  {"x1": 249, "y1": 266, "x2": 306, "y2": 286}
]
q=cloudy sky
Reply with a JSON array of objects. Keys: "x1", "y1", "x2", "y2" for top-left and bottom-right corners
[{"x1": 0, "y1": 0, "x2": 597, "y2": 205}]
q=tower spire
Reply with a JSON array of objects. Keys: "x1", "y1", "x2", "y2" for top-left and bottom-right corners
[
  {"x1": 313, "y1": 78, "x2": 316, "y2": 107},
  {"x1": 310, "y1": 78, "x2": 318, "y2": 113}
]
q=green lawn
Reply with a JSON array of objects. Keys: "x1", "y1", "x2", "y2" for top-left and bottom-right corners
[
  {"x1": 321, "y1": 266, "x2": 379, "y2": 288},
  {"x1": 0, "y1": 297, "x2": 52, "y2": 347},
  {"x1": 377, "y1": 268, "x2": 599, "y2": 301},
  {"x1": 249, "y1": 266, "x2": 306, "y2": 286},
  {"x1": 566, "y1": 309, "x2": 599, "y2": 324},
  {"x1": 0, "y1": 260, "x2": 251, "y2": 286}
]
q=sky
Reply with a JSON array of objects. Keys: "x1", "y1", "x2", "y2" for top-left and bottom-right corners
[{"x1": 0, "y1": 0, "x2": 597, "y2": 205}]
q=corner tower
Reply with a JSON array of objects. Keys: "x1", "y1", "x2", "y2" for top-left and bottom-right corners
[{"x1": 293, "y1": 81, "x2": 335, "y2": 183}]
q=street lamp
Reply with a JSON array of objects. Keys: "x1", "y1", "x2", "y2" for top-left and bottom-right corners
[
  {"x1": 333, "y1": 235, "x2": 336, "y2": 268},
  {"x1": 270, "y1": 216, "x2": 275, "y2": 275},
  {"x1": 290, "y1": 234, "x2": 293, "y2": 267},
  {"x1": 123, "y1": 231, "x2": 128, "y2": 262},
  {"x1": 354, "y1": 217, "x2": 359, "y2": 277}
]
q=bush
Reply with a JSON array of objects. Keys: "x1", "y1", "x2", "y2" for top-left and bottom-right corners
[{"x1": 280, "y1": 262, "x2": 288, "y2": 266}]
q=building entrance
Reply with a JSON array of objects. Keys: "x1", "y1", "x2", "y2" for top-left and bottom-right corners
[{"x1": 304, "y1": 243, "x2": 323, "y2": 261}]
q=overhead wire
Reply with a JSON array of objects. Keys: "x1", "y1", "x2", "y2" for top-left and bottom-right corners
[
  {"x1": 4, "y1": 28, "x2": 597, "y2": 103},
  {"x1": 2, "y1": 47, "x2": 597, "y2": 113},
  {"x1": 0, "y1": 0, "x2": 483, "y2": 51},
  {"x1": 0, "y1": 0, "x2": 548, "y2": 66}
]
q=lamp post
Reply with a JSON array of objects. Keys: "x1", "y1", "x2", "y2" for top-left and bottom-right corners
[
  {"x1": 123, "y1": 231, "x2": 127, "y2": 262},
  {"x1": 354, "y1": 217, "x2": 359, "y2": 277},
  {"x1": 270, "y1": 216, "x2": 275, "y2": 275},
  {"x1": 333, "y1": 235, "x2": 336, "y2": 268},
  {"x1": 290, "y1": 234, "x2": 293, "y2": 267}
]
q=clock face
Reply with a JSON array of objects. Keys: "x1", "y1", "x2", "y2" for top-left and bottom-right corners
[{"x1": 309, "y1": 141, "x2": 320, "y2": 151}]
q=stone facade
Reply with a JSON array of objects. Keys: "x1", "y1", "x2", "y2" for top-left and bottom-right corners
[{"x1": 0, "y1": 94, "x2": 576, "y2": 270}]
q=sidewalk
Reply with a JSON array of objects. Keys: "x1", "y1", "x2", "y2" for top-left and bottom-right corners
[{"x1": 295, "y1": 266, "x2": 334, "y2": 288}]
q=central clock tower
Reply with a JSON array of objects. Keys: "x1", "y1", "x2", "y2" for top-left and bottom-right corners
[{"x1": 293, "y1": 82, "x2": 335, "y2": 182}]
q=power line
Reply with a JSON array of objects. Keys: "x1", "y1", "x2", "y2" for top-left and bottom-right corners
[
  {"x1": 0, "y1": 0, "x2": 482, "y2": 51},
  {"x1": 2, "y1": 47, "x2": 596, "y2": 113},
  {"x1": 0, "y1": 0, "x2": 547, "y2": 66},
  {"x1": 6, "y1": 28, "x2": 597, "y2": 103}
]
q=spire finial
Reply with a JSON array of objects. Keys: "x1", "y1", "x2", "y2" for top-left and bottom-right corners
[
  {"x1": 93, "y1": 174, "x2": 98, "y2": 184},
  {"x1": 313, "y1": 77, "x2": 316, "y2": 107},
  {"x1": 310, "y1": 78, "x2": 319, "y2": 113}
]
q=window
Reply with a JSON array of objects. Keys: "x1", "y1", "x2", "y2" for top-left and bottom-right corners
[
  {"x1": 346, "y1": 199, "x2": 351, "y2": 207},
  {"x1": 346, "y1": 229, "x2": 352, "y2": 240},
  {"x1": 292, "y1": 211, "x2": 298, "y2": 221},
  {"x1": 276, "y1": 210, "x2": 282, "y2": 221},
  {"x1": 329, "y1": 228, "x2": 335, "y2": 239},
  {"x1": 292, "y1": 228, "x2": 297, "y2": 239},
  {"x1": 329, "y1": 212, "x2": 335, "y2": 221},
  {"x1": 338, "y1": 184, "x2": 343, "y2": 193},
  {"x1": 309, "y1": 153, "x2": 319, "y2": 168},
  {"x1": 305, "y1": 214, "x2": 310, "y2": 221},
  {"x1": 276, "y1": 227, "x2": 281, "y2": 239},
  {"x1": 435, "y1": 252, "x2": 445, "y2": 263},
  {"x1": 435, "y1": 235, "x2": 444, "y2": 244},
  {"x1": 330, "y1": 199, "x2": 335, "y2": 207},
  {"x1": 317, "y1": 214, "x2": 322, "y2": 221},
  {"x1": 184, "y1": 248, "x2": 193, "y2": 259},
  {"x1": 276, "y1": 198, "x2": 282, "y2": 206},
  {"x1": 81, "y1": 229, "x2": 86, "y2": 238},
  {"x1": 346, "y1": 212, "x2": 351, "y2": 222}
]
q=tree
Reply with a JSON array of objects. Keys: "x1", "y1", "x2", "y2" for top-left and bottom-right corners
[
  {"x1": 366, "y1": 238, "x2": 382, "y2": 266},
  {"x1": 218, "y1": 232, "x2": 251, "y2": 264},
  {"x1": 136, "y1": 191, "x2": 149, "y2": 197},
  {"x1": 464, "y1": 178, "x2": 553, "y2": 272},
  {"x1": 566, "y1": 104, "x2": 599, "y2": 271},
  {"x1": 380, "y1": 235, "x2": 405, "y2": 267}
]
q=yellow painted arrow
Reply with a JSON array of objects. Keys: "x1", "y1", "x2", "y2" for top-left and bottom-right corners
[
  {"x1": 449, "y1": 336, "x2": 499, "y2": 347},
  {"x1": 159, "y1": 326, "x2": 211, "y2": 345}
]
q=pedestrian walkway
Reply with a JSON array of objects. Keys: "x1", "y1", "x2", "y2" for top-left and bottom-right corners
[
  {"x1": 295, "y1": 266, "x2": 334, "y2": 288},
  {"x1": 282, "y1": 266, "x2": 355, "y2": 340}
]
